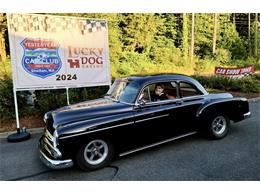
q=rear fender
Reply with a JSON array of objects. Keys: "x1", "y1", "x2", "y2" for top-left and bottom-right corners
[{"x1": 196, "y1": 97, "x2": 249, "y2": 122}]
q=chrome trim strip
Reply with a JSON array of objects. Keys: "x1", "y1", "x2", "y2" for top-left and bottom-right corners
[
  {"x1": 147, "y1": 86, "x2": 151, "y2": 102},
  {"x1": 60, "y1": 121, "x2": 135, "y2": 139},
  {"x1": 136, "y1": 98, "x2": 182, "y2": 106},
  {"x1": 135, "y1": 114, "x2": 169, "y2": 123},
  {"x1": 243, "y1": 112, "x2": 251, "y2": 119},
  {"x1": 181, "y1": 95, "x2": 207, "y2": 101},
  {"x1": 39, "y1": 149, "x2": 73, "y2": 169},
  {"x1": 119, "y1": 131, "x2": 198, "y2": 157},
  {"x1": 135, "y1": 95, "x2": 205, "y2": 108}
]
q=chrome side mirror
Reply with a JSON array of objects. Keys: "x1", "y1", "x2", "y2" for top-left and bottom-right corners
[{"x1": 139, "y1": 99, "x2": 146, "y2": 106}]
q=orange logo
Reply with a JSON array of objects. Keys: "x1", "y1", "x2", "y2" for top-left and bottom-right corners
[{"x1": 67, "y1": 46, "x2": 104, "y2": 69}]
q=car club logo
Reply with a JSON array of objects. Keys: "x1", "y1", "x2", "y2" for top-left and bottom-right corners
[{"x1": 21, "y1": 38, "x2": 62, "y2": 78}]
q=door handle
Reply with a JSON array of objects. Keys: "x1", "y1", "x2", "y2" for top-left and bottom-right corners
[{"x1": 175, "y1": 100, "x2": 182, "y2": 105}]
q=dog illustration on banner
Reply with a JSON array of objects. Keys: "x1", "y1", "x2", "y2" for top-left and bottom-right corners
[{"x1": 21, "y1": 38, "x2": 62, "y2": 78}]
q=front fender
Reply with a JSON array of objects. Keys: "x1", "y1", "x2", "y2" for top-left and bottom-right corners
[{"x1": 57, "y1": 111, "x2": 135, "y2": 139}]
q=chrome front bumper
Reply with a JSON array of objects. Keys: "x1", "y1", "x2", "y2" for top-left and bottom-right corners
[
  {"x1": 39, "y1": 133, "x2": 73, "y2": 170},
  {"x1": 39, "y1": 149, "x2": 73, "y2": 169},
  {"x1": 243, "y1": 112, "x2": 251, "y2": 119}
]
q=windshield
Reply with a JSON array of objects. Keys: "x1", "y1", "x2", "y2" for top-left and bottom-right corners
[{"x1": 105, "y1": 79, "x2": 140, "y2": 103}]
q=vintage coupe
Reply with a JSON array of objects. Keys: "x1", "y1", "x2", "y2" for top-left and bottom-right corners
[{"x1": 39, "y1": 74, "x2": 251, "y2": 171}]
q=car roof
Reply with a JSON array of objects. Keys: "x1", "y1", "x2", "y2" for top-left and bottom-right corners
[
  {"x1": 127, "y1": 74, "x2": 194, "y2": 84},
  {"x1": 126, "y1": 74, "x2": 208, "y2": 95}
]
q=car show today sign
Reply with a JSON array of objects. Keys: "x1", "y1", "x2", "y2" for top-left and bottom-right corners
[
  {"x1": 215, "y1": 65, "x2": 255, "y2": 78},
  {"x1": 7, "y1": 14, "x2": 110, "y2": 90}
]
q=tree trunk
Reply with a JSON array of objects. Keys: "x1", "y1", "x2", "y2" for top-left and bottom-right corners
[
  {"x1": 0, "y1": 29, "x2": 7, "y2": 62},
  {"x1": 190, "y1": 13, "x2": 195, "y2": 61},
  {"x1": 212, "y1": 13, "x2": 218, "y2": 55},
  {"x1": 182, "y1": 13, "x2": 189, "y2": 60}
]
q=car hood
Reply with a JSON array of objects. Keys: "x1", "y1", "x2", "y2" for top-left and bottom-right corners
[{"x1": 50, "y1": 98, "x2": 131, "y2": 129}]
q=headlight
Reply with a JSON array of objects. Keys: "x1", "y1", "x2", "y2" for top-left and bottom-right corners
[
  {"x1": 52, "y1": 130, "x2": 59, "y2": 147},
  {"x1": 43, "y1": 113, "x2": 48, "y2": 123}
]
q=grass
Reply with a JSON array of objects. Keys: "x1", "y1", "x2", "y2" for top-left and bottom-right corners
[{"x1": 0, "y1": 60, "x2": 12, "y2": 79}]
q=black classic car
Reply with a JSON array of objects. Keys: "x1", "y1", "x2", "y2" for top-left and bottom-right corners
[{"x1": 39, "y1": 74, "x2": 251, "y2": 171}]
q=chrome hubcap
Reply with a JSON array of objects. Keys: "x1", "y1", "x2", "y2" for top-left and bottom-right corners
[
  {"x1": 84, "y1": 140, "x2": 108, "y2": 165},
  {"x1": 211, "y1": 116, "x2": 227, "y2": 135}
]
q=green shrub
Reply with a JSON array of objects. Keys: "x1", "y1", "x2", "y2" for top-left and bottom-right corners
[
  {"x1": 193, "y1": 75, "x2": 260, "y2": 93},
  {"x1": 214, "y1": 48, "x2": 231, "y2": 64},
  {"x1": 34, "y1": 89, "x2": 67, "y2": 114},
  {"x1": 253, "y1": 73, "x2": 260, "y2": 81},
  {"x1": 0, "y1": 75, "x2": 30, "y2": 120},
  {"x1": 149, "y1": 44, "x2": 182, "y2": 65},
  {"x1": 194, "y1": 59, "x2": 217, "y2": 75},
  {"x1": 0, "y1": 60, "x2": 12, "y2": 78},
  {"x1": 234, "y1": 77, "x2": 260, "y2": 93},
  {"x1": 68, "y1": 86, "x2": 109, "y2": 104},
  {"x1": 34, "y1": 86, "x2": 109, "y2": 115},
  {"x1": 229, "y1": 57, "x2": 260, "y2": 70}
]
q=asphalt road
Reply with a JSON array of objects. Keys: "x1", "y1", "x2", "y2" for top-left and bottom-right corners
[{"x1": 0, "y1": 101, "x2": 259, "y2": 181}]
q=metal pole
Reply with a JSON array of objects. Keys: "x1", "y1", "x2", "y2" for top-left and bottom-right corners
[
  {"x1": 6, "y1": 14, "x2": 30, "y2": 142},
  {"x1": 7, "y1": 86, "x2": 30, "y2": 142},
  {"x1": 13, "y1": 87, "x2": 20, "y2": 133},
  {"x1": 66, "y1": 87, "x2": 70, "y2": 105}
]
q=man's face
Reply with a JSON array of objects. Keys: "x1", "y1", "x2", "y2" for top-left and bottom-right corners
[{"x1": 155, "y1": 86, "x2": 163, "y2": 95}]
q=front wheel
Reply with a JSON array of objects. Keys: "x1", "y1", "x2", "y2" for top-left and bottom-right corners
[
  {"x1": 207, "y1": 115, "x2": 230, "y2": 139},
  {"x1": 76, "y1": 139, "x2": 114, "y2": 171}
]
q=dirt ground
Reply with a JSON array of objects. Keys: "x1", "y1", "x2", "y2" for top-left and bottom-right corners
[
  {"x1": 0, "y1": 115, "x2": 44, "y2": 133},
  {"x1": 0, "y1": 91, "x2": 259, "y2": 133}
]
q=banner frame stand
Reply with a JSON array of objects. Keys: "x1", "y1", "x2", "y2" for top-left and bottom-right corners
[
  {"x1": 66, "y1": 87, "x2": 70, "y2": 105},
  {"x1": 7, "y1": 88, "x2": 31, "y2": 142},
  {"x1": 6, "y1": 13, "x2": 111, "y2": 142}
]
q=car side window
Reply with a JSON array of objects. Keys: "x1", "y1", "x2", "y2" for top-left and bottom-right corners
[
  {"x1": 179, "y1": 82, "x2": 202, "y2": 97},
  {"x1": 149, "y1": 82, "x2": 177, "y2": 102},
  {"x1": 168, "y1": 82, "x2": 178, "y2": 99},
  {"x1": 138, "y1": 86, "x2": 151, "y2": 103}
]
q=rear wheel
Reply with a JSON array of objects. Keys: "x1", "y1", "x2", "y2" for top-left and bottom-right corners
[
  {"x1": 76, "y1": 139, "x2": 114, "y2": 171},
  {"x1": 207, "y1": 115, "x2": 230, "y2": 139}
]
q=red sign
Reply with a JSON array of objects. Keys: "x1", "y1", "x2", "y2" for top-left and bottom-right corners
[
  {"x1": 215, "y1": 65, "x2": 255, "y2": 76},
  {"x1": 23, "y1": 39, "x2": 58, "y2": 49}
]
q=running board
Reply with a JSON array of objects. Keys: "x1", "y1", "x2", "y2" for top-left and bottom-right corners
[{"x1": 119, "y1": 131, "x2": 198, "y2": 157}]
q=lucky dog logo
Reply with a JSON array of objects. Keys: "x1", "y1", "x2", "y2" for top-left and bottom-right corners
[{"x1": 21, "y1": 38, "x2": 62, "y2": 78}]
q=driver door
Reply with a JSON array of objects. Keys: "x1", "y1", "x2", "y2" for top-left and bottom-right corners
[{"x1": 132, "y1": 81, "x2": 182, "y2": 148}]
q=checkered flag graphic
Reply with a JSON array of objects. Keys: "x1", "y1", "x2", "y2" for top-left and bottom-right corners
[
  {"x1": 242, "y1": 72, "x2": 253, "y2": 77},
  {"x1": 228, "y1": 72, "x2": 254, "y2": 79},
  {"x1": 9, "y1": 14, "x2": 107, "y2": 35}
]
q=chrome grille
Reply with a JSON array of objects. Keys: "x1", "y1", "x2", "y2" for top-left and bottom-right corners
[
  {"x1": 44, "y1": 128, "x2": 54, "y2": 143},
  {"x1": 41, "y1": 128, "x2": 61, "y2": 159},
  {"x1": 45, "y1": 115, "x2": 54, "y2": 134}
]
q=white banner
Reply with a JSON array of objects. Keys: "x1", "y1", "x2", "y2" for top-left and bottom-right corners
[{"x1": 7, "y1": 14, "x2": 110, "y2": 90}]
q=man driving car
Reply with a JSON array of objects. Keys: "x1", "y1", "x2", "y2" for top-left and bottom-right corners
[{"x1": 151, "y1": 84, "x2": 168, "y2": 101}]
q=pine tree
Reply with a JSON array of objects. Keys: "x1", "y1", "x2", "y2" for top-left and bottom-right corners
[
  {"x1": 181, "y1": 13, "x2": 189, "y2": 59},
  {"x1": 120, "y1": 13, "x2": 158, "y2": 53},
  {"x1": 0, "y1": 13, "x2": 7, "y2": 62}
]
